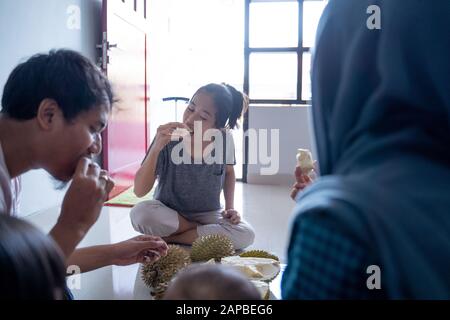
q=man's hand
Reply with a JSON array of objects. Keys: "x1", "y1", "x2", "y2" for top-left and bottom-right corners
[
  {"x1": 51, "y1": 157, "x2": 114, "y2": 258},
  {"x1": 222, "y1": 209, "x2": 241, "y2": 225},
  {"x1": 112, "y1": 235, "x2": 168, "y2": 266},
  {"x1": 59, "y1": 158, "x2": 114, "y2": 231}
]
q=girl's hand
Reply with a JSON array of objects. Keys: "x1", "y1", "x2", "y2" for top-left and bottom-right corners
[
  {"x1": 222, "y1": 209, "x2": 241, "y2": 225},
  {"x1": 154, "y1": 122, "x2": 190, "y2": 151},
  {"x1": 111, "y1": 235, "x2": 168, "y2": 266}
]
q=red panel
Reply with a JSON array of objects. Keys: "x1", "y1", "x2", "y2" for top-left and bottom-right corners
[{"x1": 101, "y1": 0, "x2": 149, "y2": 197}]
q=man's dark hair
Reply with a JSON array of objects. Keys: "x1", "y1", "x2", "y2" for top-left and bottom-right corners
[{"x1": 1, "y1": 49, "x2": 114, "y2": 121}]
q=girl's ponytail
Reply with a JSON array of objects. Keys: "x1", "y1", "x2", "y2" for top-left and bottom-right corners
[{"x1": 223, "y1": 83, "x2": 249, "y2": 129}]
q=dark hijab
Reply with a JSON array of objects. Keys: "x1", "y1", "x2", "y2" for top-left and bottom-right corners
[{"x1": 293, "y1": 0, "x2": 450, "y2": 298}]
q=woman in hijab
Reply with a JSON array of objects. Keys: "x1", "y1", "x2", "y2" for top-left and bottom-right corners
[{"x1": 282, "y1": 0, "x2": 450, "y2": 299}]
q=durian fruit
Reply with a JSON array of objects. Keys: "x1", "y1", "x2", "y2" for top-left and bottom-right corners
[
  {"x1": 240, "y1": 250, "x2": 280, "y2": 262},
  {"x1": 251, "y1": 280, "x2": 270, "y2": 300},
  {"x1": 221, "y1": 256, "x2": 281, "y2": 283},
  {"x1": 150, "y1": 282, "x2": 170, "y2": 300},
  {"x1": 190, "y1": 234, "x2": 235, "y2": 262},
  {"x1": 141, "y1": 244, "x2": 191, "y2": 294},
  {"x1": 296, "y1": 148, "x2": 314, "y2": 174},
  {"x1": 171, "y1": 128, "x2": 192, "y2": 140}
]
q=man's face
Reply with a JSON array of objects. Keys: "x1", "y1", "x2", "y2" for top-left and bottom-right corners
[{"x1": 46, "y1": 104, "x2": 110, "y2": 182}]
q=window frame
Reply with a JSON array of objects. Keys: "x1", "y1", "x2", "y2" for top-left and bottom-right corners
[
  {"x1": 242, "y1": 0, "x2": 314, "y2": 182},
  {"x1": 244, "y1": 0, "x2": 312, "y2": 105}
]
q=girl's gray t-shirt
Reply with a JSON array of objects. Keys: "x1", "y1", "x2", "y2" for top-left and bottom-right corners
[{"x1": 151, "y1": 130, "x2": 235, "y2": 215}]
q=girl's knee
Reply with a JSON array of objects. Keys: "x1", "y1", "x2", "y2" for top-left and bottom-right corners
[
  {"x1": 130, "y1": 201, "x2": 178, "y2": 236},
  {"x1": 232, "y1": 223, "x2": 255, "y2": 250},
  {"x1": 130, "y1": 201, "x2": 157, "y2": 227}
]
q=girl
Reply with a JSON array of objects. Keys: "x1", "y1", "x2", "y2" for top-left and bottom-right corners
[{"x1": 131, "y1": 83, "x2": 255, "y2": 250}]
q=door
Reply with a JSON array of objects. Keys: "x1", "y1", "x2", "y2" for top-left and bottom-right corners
[{"x1": 101, "y1": 0, "x2": 149, "y2": 197}]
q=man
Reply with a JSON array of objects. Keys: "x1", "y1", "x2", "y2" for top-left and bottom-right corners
[{"x1": 0, "y1": 49, "x2": 167, "y2": 276}]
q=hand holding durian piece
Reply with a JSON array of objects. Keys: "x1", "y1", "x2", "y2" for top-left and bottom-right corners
[
  {"x1": 171, "y1": 127, "x2": 193, "y2": 140},
  {"x1": 291, "y1": 148, "x2": 317, "y2": 200},
  {"x1": 296, "y1": 149, "x2": 315, "y2": 174}
]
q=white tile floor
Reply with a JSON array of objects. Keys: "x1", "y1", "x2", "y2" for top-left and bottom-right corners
[{"x1": 24, "y1": 182, "x2": 296, "y2": 300}]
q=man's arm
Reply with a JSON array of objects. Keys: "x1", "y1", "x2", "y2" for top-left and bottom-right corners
[
  {"x1": 66, "y1": 236, "x2": 168, "y2": 273},
  {"x1": 66, "y1": 245, "x2": 115, "y2": 273},
  {"x1": 50, "y1": 223, "x2": 88, "y2": 261}
]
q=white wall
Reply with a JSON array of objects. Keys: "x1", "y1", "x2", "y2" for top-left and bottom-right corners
[
  {"x1": 0, "y1": 0, "x2": 102, "y2": 217},
  {"x1": 247, "y1": 105, "x2": 316, "y2": 185}
]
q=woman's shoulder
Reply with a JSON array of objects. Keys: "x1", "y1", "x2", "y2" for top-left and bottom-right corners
[
  {"x1": 292, "y1": 200, "x2": 366, "y2": 246},
  {"x1": 284, "y1": 209, "x2": 375, "y2": 299}
]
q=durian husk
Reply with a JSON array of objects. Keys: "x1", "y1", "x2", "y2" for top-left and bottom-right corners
[
  {"x1": 190, "y1": 234, "x2": 235, "y2": 262},
  {"x1": 264, "y1": 268, "x2": 280, "y2": 283},
  {"x1": 296, "y1": 149, "x2": 314, "y2": 173},
  {"x1": 141, "y1": 244, "x2": 191, "y2": 297},
  {"x1": 240, "y1": 250, "x2": 280, "y2": 262},
  {"x1": 221, "y1": 256, "x2": 281, "y2": 283}
]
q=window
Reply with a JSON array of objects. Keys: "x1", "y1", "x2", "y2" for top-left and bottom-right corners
[
  {"x1": 249, "y1": 1, "x2": 299, "y2": 48},
  {"x1": 244, "y1": 0, "x2": 328, "y2": 105},
  {"x1": 242, "y1": 0, "x2": 327, "y2": 181},
  {"x1": 249, "y1": 52, "x2": 298, "y2": 100}
]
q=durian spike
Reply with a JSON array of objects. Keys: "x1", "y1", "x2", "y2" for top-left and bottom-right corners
[
  {"x1": 239, "y1": 249, "x2": 280, "y2": 262},
  {"x1": 190, "y1": 234, "x2": 235, "y2": 262},
  {"x1": 141, "y1": 244, "x2": 191, "y2": 289},
  {"x1": 152, "y1": 282, "x2": 169, "y2": 300}
]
